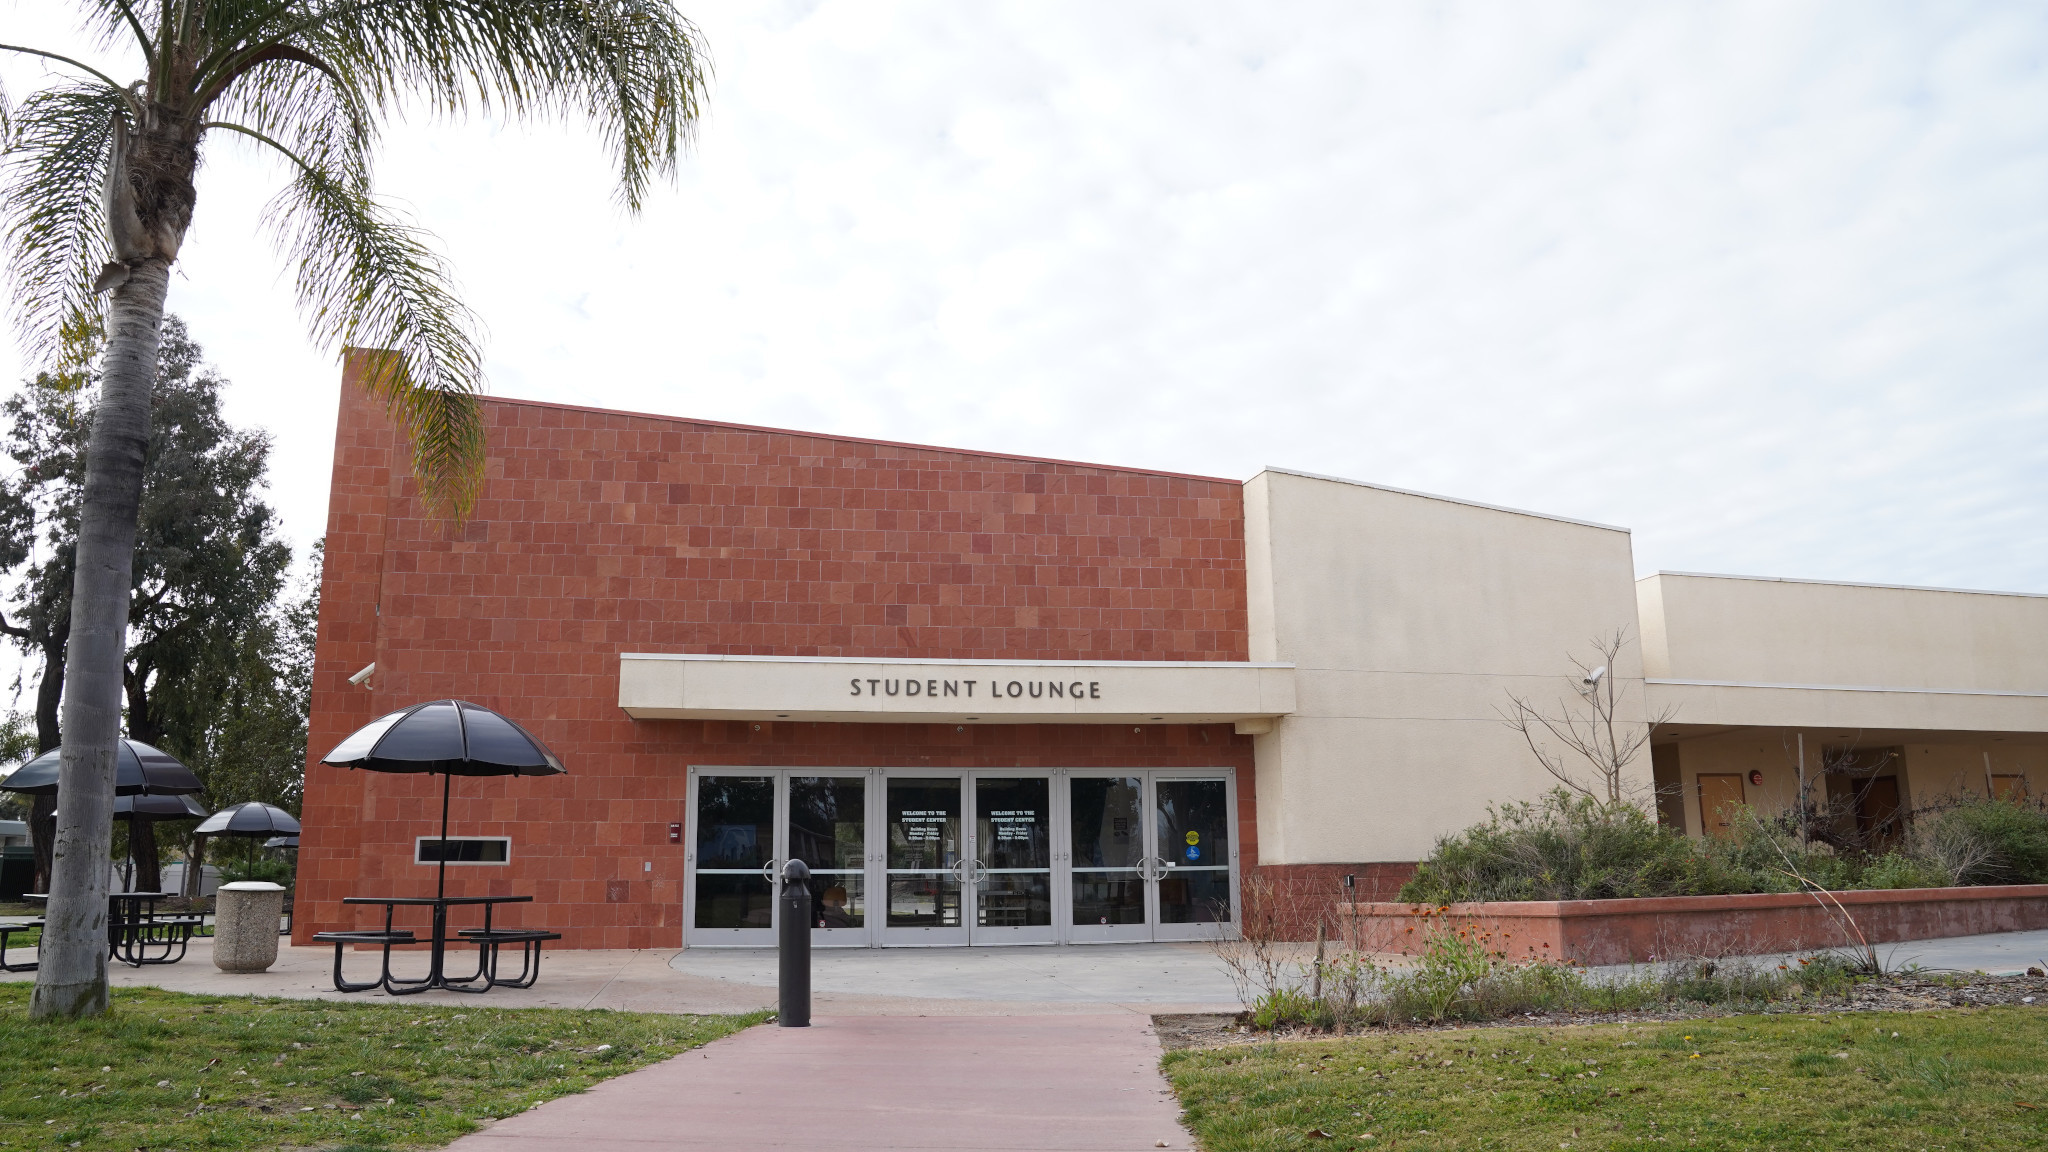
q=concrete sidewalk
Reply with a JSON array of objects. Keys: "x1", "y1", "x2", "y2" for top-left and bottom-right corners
[
  {"x1": 0, "y1": 936, "x2": 1247, "y2": 1015},
  {"x1": 445, "y1": 1014, "x2": 1192, "y2": 1152},
  {"x1": 671, "y1": 942, "x2": 1245, "y2": 1004}
]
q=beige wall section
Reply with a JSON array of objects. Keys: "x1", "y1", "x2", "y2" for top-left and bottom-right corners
[
  {"x1": 1244, "y1": 468, "x2": 1652, "y2": 864},
  {"x1": 1639, "y1": 572, "x2": 2048, "y2": 736},
  {"x1": 1640, "y1": 572, "x2": 2048, "y2": 692}
]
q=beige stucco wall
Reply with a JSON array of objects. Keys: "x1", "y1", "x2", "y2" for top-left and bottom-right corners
[
  {"x1": 1638, "y1": 573, "x2": 2048, "y2": 734},
  {"x1": 1244, "y1": 469, "x2": 1651, "y2": 864},
  {"x1": 1640, "y1": 572, "x2": 2048, "y2": 690}
]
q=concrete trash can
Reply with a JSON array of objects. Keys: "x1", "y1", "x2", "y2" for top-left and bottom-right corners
[{"x1": 213, "y1": 881, "x2": 287, "y2": 972}]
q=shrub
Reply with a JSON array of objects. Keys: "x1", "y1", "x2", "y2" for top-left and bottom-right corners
[
  {"x1": 1399, "y1": 789, "x2": 2048, "y2": 904},
  {"x1": 1859, "y1": 851, "x2": 1951, "y2": 890},
  {"x1": 1398, "y1": 791, "x2": 1701, "y2": 903},
  {"x1": 1389, "y1": 922, "x2": 1496, "y2": 1021},
  {"x1": 218, "y1": 854, "x2": 294, "y2": 886},
  {"x1": 1248, "y1": 985, "x2": 1318, "y2": 1030},
  {"x1": 1920, "y1": 799, "x2": 2048, "y2": 885},
  {"x1": 1242, "y1": 910, "x2": 1841, "y2": 1034}
]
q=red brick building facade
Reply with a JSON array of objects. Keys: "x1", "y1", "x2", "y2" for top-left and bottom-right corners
[{"x1": 294, "y1": 354, "x2": 1281, "y2": 948}]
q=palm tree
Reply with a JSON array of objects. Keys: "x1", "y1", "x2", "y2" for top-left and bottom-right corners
[{"x1": 0, "y1": 2, "x2": 708, "y2": 1020}]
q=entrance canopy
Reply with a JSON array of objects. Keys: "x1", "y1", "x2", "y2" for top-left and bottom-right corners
[{"x1": 618, "y1": 653, "x2": 1295, "y2": 727}]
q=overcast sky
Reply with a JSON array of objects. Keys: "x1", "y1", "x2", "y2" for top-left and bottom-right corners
[{"x1": 4, "y1": 1, "x2": 2046, "y2": 596}]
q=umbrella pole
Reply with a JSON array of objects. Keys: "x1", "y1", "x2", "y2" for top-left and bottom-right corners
[{"x1": 438, "y1": 771, "x2": 451, "y2": 902}]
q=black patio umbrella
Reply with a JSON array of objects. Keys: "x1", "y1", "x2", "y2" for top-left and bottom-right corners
[
  {"x1": 194, "y1": 801, "x2": 301, "y2": 838},
  {"x1": 117, "y1": 794, "x2": 211, "y2": 821},
  {"x1": 320, "y1": 700, "x2": 565, "y2": 899},
  {"x1": 196, "y1": 801, "x2": 302, "y2": 884},
  {"x1": 113, "y1": 793, "x2": 211, "y2": 891},
  {"x1": 263, "y1": 836, "x2": 300, "y2": 850},
  {"x1": 1, "y1": 740, "x2": 203, "y2": 797}
]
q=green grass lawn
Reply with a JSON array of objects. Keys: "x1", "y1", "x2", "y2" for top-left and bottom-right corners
[
  {"x1": 1166, "y1": 1007, "x2": 2048, "y2": 1151},
  {"x1": 0, "y1": 983, "x2": 764, "y2": 1151}
]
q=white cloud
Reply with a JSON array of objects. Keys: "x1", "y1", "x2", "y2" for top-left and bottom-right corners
[{"x1": 3, "y1": 0, "x2": 2046, "y2": 595}]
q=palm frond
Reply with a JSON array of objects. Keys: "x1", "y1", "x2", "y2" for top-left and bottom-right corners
[
  {"x1": 262, "y1": 163, "x2": 485, "y2": 516},
  {"x1": 0, "y1": 81, "x2": 126, "y2": 363},
  {"x1": 208, "y1": 50, "x2": 374, "y2": 175},
  {"x1": 73, "y1": 0, "x2": 156, "y2": 58},
  {"x1": 244, "y1": 0, "x2": 710, "y2": 211}
]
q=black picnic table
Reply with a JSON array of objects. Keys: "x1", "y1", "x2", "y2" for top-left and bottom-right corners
[
  {"x1": 18, "y1": 891, "x2": 201, "y2": 968},
  {"x1": 315, "y1": 895, "x2": 558, "y2": 995}
]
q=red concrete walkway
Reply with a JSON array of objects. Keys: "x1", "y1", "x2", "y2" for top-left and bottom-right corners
[{"x1": 446, "y1": 1014, "x2": 1193, "y2": 1151}]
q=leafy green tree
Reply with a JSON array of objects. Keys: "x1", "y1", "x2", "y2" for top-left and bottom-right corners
[
  {"x1": 176, "y1": 541, "x2": 320, "y2": 894},
  {"x1": 0, "y1": 317, "x2": 293, "y2": 892},
  {"x1": 0, "y1": 712, "x2": 35, "y2": 821},
  {"x1": 0, "y1": 2, "x2": 708, "y2": 1018}
]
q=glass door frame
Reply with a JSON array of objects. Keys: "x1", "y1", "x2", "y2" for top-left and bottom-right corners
[
  {"x1": 967, "y1": 772, "x2": 1059, "y2": 946},
  {"x1": 875, "y1": 769, "x2": 1062, "y2": 946},
  {"x1": 1058, "y1": 768, "x2": 1241, "y2": 945},
  {"x1": 878, "y1": 769, "x2": 971, "y2": 947},
  {"x1": 684, "y1": 767, "x2": 880, "y2": 948},
  {"x1": 683, "y1": 768, "x2": 783, "y2": 947},
  {"x1": 1060, "y1": 771, "x2": 1154, "y2": 944},
  {"x1": 684, "y1": 764, "x2": 1241, "y2": 948},
  {"x1": 1147, "y1": 771, "x2": 1241, "y2": 943}
]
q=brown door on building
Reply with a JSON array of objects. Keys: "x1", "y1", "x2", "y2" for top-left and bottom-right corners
[
  {"x1": 1697, "y1": 774, "x2": 1747, "y2": 839},
  {"x1": 1856, "y1": 776, "x2": 1904, "y2": 851}
]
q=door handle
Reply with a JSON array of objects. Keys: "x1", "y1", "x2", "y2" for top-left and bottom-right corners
[{"x1": 759, "y1": 859, "x2": 781, "y2": 884}]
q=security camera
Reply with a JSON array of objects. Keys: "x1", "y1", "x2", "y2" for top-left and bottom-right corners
[{"x1": 1583, "y1": 666, "x2": 1606, "y2": 687}]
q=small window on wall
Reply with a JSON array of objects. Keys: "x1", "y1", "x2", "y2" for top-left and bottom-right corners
[{"x1": 416, "y1": 837, "x2": 511, "y2": 865}]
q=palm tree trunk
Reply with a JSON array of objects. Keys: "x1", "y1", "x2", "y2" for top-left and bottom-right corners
[
  {"x1": 30, "y1": 260, "x2": 169, "y2": 1021},
  {"x1": 28, "y1": 631, "x2": 65, "y2": 891}
]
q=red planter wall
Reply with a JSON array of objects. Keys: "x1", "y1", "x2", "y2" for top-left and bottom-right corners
[{"x1": 1342, "y1": 885, "x2": 2048, "y2": 966}]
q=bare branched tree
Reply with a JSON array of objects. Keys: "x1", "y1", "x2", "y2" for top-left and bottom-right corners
[{"x1": 1501, "y1": 628, "x2": 1674, "y2": 806}]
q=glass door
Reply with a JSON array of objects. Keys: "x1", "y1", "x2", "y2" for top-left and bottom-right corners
[
  {"x1": 1065, "y1": 775, "x2": 1152, "y2": 943},
  {"x1": 687, "y1": 766, "x2": 1237, "y2": 947},
  {"x1": 1151, "y1": 777, "x2": 1235, "y2": 942},
  {"x1": 687, "y1": 774, "x2": 778, "y2": 946},
  {"x1": 787, "y1": 775, "x2": 871, "y2": 946},
  {"x1": 971, "y1": 776, "x2": 1056, "y2": 944},
  {"x1": 688, "y1": 769, "x2": 873, "y2": 947},
  {"x1": 1061, "y1": 772, "x2": 1237, "y2": 943},
  {"x1": 881, "y1": 775, "x2": 968, "y2": 945}
]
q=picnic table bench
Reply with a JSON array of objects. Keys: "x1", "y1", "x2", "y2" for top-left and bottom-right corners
[{"x1": 315, "y1": 895, "x2": 556, "y2": 995}]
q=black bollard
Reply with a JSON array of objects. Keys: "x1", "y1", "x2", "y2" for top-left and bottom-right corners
[{"x1": 777, "y1": 859, "x2": 812, "y2": 1027}]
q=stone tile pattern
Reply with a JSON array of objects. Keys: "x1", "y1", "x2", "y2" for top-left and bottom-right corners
[{"x1": 296, "y1": 351, "x2": 1256, "y2": 949}]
